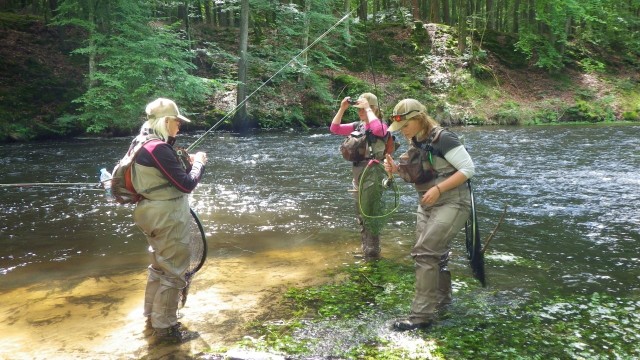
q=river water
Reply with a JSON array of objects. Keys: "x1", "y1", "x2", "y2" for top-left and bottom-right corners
[{"x1": 1, "y1": 125, "x2": 639, "y2": 359}]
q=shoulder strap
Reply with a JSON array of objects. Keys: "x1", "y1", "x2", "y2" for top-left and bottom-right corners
[
  {"x1": 131, "y1": 138, "x2": 173, "y2": 194},
  {"x1": 411, "y1": 126, "x2": 446, "y2": 164}
]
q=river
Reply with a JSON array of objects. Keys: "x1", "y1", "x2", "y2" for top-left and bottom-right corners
[{"x1": 0, "y1": 125, "x2": 639, "y2": 359}]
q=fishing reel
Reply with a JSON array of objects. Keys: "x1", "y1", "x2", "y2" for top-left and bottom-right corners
[
  {"x1": 382, "y1": 177, "x2": 394, "y2": 189},
  {"x1": 175, "y1": 147, "x2": 193, "y2": 173}
]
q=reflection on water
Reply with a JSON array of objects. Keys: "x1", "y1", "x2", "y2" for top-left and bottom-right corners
[{"x1": 1, "y1": 125, "x2": 640, "y2": 357}]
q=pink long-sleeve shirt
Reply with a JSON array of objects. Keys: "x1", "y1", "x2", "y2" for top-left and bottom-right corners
[{"x1": 329, "y1": 119, "x2": 388, "y2": 137}]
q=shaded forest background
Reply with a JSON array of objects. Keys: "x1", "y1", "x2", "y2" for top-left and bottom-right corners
[{"x1": 0, "y1": 0, "x2": 639, "y2": 142}]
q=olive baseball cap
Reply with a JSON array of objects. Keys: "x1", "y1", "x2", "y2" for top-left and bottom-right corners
[
  {"x1": 145, "y1": 98, "x2": 191, "y2": 123},
  {"x1": 354, "y1": 92, "x2": 379, "y2": 108},
  {"x1": 388, "y1": 99, "x2": 425, "y2": 132}
]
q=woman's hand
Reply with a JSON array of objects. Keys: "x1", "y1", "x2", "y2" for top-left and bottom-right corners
[
  {"x1": 420, "y1": 185, "x2": 441, "y2": 205},
  {"x1": 191, "y1": 152, "x2": 207, "y2": 165},
  {"x1": 340, "y1": 97, "x2": 352, "y2": 110},
  {"x1": 355, "y1": 98, "x2": 370, "y2": 110},
  {"x1": 384, "y1": 154, "x2": 398, "y2": 174}
]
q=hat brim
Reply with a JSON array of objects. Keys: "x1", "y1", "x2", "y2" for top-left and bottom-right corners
[
  {"x1": 176, "y1": 114, "x2": 191, "y2": 123},
  {"x1": 388, "y1": 119, "x2": 408, "y2": 132}
]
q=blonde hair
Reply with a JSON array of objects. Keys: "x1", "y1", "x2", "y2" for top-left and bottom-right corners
[
  {"x1": 139, "y1": 118, "x2": 169, "y2": 141},
  {"x1": 371, "y1": 105, "x2": 383, "y2": 120}
]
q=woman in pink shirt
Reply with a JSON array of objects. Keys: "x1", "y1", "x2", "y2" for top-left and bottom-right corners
[{"x1": 329, "y1": 92, "x2": 389, "y2": 259}]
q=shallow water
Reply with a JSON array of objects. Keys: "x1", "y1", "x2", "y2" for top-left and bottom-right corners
[{"x1": 1, "y1": 125, "x2": 639, "y2": 358}]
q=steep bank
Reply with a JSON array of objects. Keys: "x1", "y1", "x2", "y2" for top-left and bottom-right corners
[{"x1": 1, "y1": 13, "x2": 639, "y2": 142}]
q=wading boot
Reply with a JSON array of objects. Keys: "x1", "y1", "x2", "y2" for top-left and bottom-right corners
[
  {"x1": 153, "y1": 323, "x2": 199, "y2": 344},
  {"x1": 361, "y1": 233, "x2": 381, "y2": 260},
  {"x1": 392, "y1": 317, "x2": 433, "y2": 331}
]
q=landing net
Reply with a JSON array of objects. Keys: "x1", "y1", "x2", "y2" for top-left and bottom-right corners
[{"x1": 358, "y1": 159, "x2": 400, "y2": 236}]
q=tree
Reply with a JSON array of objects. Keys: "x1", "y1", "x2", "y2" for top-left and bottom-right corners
[
  {"x1": 458, "y1": 0, "x2": 467, "y2": 53},
  {"x1": 234, "y1": 0, "x2": 249, "y2": 132},
  {"x1": 53, "y1": 0, "x2": 212, "y2": 134}
]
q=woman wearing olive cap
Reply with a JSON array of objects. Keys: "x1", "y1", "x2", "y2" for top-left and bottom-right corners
[
  {"x1": 329, "y1": 92, "x2": 389, "y2": 259},
  {"x1": 132, "y1": 98, "x2": 207, "y2": 343},
  {"x1": 384, "y1": 98, "x2": 475, "y2": 331}
]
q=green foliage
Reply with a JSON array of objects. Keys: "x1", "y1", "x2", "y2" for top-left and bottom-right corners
[
  {"x1": 0, "y1": 12, "x2": 41, "y2": 30},
  {"x1": 515, "y1": 32, "x2": 564, "y2": 72},
  {"x1": 235, "y1": 256, "x2": 640, "y2": 359},
  {"x1": 53, "y1": 0, "x2": 213, "y2": 135},
  {"x1": 480, "y1": 30, "x2": 528, "y2": 68},
  {"x1": 3, "y1": 0, "x2": 640, "y2": 139},
  {"x1": 562, "y1": 96, "x2": 616, "y2": 123},
  {"x1": 492, "y1": 101, "x2": 523, "y2": 125},
  {"x1": 283, "y1": 260, "x2": 414, "y2": 319},
  {"x1": 434, "y1": 292, "x2": 640, "y2": 359},
  {"x1": 622, "y1": 111, "x2": 640, "y2": 121},
  {"x1": 332, "y1": 74, "x2": 372, "y2": 99},
  {"x1": 578, "y1": 58, "x2": 606, "y2": 73},
  {"x1": 239, "y1": 322, "x2": 312, "y2": 356}
]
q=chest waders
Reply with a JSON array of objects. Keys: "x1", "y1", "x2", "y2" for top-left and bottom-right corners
[{"x1": 405, "y1": 128, "x2": 472, "y2": 326}]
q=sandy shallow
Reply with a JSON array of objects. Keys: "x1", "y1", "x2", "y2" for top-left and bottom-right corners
[{"x1": 0, "y1": 244, "x2": 357, "y2": 360}]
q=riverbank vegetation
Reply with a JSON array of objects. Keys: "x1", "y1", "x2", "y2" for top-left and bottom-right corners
[
  {"x1": 227, "y1": 258, "x2": 640, "y2": 359},
  {"x1": 1, "y1": 0, "x2": 639, "y2": 142}
]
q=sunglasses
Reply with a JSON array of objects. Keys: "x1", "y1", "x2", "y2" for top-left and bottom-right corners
[{"x1": 390, "y1": 109, "x2": 420, "y2": 123}]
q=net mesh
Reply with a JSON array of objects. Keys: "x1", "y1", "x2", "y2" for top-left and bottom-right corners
[
  {"x1": 358, "y1": 160, "x2": 400, "y2": 236},
  {"x1": 180, "y1": 208, "x2": 208, "y2": 307}
]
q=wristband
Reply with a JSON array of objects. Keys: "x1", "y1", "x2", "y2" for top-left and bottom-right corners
[{"x1": 435, "y1": 184, "x2": 442, "y2": 195}]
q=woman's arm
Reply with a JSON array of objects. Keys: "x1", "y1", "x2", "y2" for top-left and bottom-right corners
[
  {"x1": 329, "y1": 97, "x2": 357, "y2": 135},
  {"x1": 137, "y1": 142, "x2": 204, "y2": 193},
  {"x1": 358, "y1": 98, "x2": 387, "y2": 137},
  {"x1": 364, "y1": 118, "x2": 388, "y2": 137}
]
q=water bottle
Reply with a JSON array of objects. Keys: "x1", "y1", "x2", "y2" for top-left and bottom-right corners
[{"x1": 100, "y1": 168, "x2": 113, "y2": 200}]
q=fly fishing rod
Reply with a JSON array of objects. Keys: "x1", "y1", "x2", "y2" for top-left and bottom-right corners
[
  {"x1": 1, "y1": 9, "x2": 358, "y2": 190},
  {"x1": 186, "y1": 8, "x2": 357, "y2": 152}
]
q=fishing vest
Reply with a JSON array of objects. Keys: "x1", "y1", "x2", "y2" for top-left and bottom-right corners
[
  {"x1": 131, "y1": 140, "x2": 186, "y2": 201},
  {"x1": 397, "y1": 126, "x2": 458, "y2": 191},
  {"x1": 340, "y1": 122, "x2": 391, "y2": 163}
]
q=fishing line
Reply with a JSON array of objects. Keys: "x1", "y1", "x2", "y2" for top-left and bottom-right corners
[
  {"x1": 363, "y1": 20, "x2": 379, "y2": 103},
  {"x1": 0, "y1": 182, "x2": 99, "y2": 188},
  {"x1": 187, "y1": 8, "x2": 357, "y2": 152}
]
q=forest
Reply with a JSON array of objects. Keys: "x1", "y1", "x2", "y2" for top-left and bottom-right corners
[{"x1": 0, "y1": 0, "x2": 639, "y2": 141}]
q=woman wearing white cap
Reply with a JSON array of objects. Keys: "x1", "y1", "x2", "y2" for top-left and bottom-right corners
[
  {"x1": 329, "y1": 92, "x2": 389, "y2": 259},
  {"x1": 131, "y1": 98, "x2": 208, "y2": 343},
  {"x1": 384, "y1": 98, "x2": 475, "y2": 331}
]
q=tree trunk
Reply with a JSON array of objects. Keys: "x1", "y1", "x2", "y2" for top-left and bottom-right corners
[
  {"x1": 300, "y1": 0, "x2": 310, "y2": 82},
  {"x1": 557, "y1": 16, "x2": 571, "y2": 58},
  {"x1": 513, "y1": 0, "x2": 520, "y2": 34},
  {"x1": 430, "y1": 0, "x2": 440, "y2": 23},
  {"x1": 88, "y1": 0, "x2": 96, "y2": 88},
  {"x1": 344, "y1": 0, "x2": 350, "y2": 43},
  {"x1": 48, "y1": 0, "x2": 58, "y2": 18},
  {"x1": 451, "y1": 0, "x2": 457, "y2": 25},
  {"x1": 443, "y1": 0, "x2": 451, "y2": 25},
  {"x1": 204, "y1": 0, "x2": 212, "y2": 25},
  {"x1": 486, "y1": 0, "x2": 494, "y2": 30},
  {"x1": 458, "y1": 0, "x2": 467, "y2": 53},
  {"x1": 360, "y1": 0, "x2": 368, "y2": 21},
  {"x1": 527, "y1": 0, "x2": 535, "y2": 30},
  {"x1": 183, "y1": 0, "x2": 191, "y2": 48},
  {"x1": 234, "y1": 0, "x2": 250, "y2": 133},
  {"x1": 372, "y1": 0, "x2": 379, "y2": 22},
  {"x1": 411, "y1": 0, "x2": 420, "y2": 21}
]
